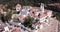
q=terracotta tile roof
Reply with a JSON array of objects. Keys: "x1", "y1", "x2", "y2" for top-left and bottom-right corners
[
  {"x1": 12, "y1": 28, "x2": 21, "y2": 32},
  {"x1": 16, "y1": 4, "x2": 21, "y2": 7},
  {"x1": 29, "y1": 11, "x2": 35, "y2": 17},
  {"x1": 31, "y1": 7, "x2": 40, "y2": 12},
  {"x1": 18, "y1": 16, "x2": 26, "y2": 21}
]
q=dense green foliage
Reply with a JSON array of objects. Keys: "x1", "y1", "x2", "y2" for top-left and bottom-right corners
[
  {"x1": 47, "y1": 5, "x2": 60, "y2": 21},
  {"x1": 56, "y1": 13, "x2": 60, "y2": 21},
  {"x1": 6, "y1": 10, "x2": 17, "y2": 21},
  {"x1": 23, "y1": 16, "x2": 34, "y2": 27},
  {"x1": 6, "y1": 11, "x2": 12, "y2": 21},
  {"x1": 13, "y1": 18, "x2": 19, "y2": 23},
  {"x1": 0, "y1": 0, "x2": 60, "y2": 6},
  {"x1": 53, "y1": 12, "x2": 60, "y2": 21}
]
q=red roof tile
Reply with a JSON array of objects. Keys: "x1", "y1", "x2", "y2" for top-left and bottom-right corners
[
  {"x1": 12, "y1": 28, "x2": 21, "y2": 32},
  {"x1": 16, "y1": 4, "x2": 21, "y2": 7}
]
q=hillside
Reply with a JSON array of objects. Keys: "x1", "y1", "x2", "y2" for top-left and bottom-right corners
[{"x1": 0, "y1": 0, "x2": 60, "y2": 21}]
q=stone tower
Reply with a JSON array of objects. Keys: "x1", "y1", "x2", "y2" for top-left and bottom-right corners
[{"x1": 40, "y1": 3, "x2": 44, "y2": 13}]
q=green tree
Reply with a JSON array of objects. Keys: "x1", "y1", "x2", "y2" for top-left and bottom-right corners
[
  {"x1": 53, "y1": 12, "x2": 60, "y2": 21},
  {"x1": 23, "y1": 16, "x2": 34, "y2": 27},
  {"x1": 46, "y1": 5, "x2": 60, "y2": 21},
  {"x1": 0, "y1": 13, "x2": 1, "y2": 19}
]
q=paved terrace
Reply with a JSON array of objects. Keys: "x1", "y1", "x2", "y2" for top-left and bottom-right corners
[{"x1": 34, "y1": 18, "x2": 58, "y2": 32}]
